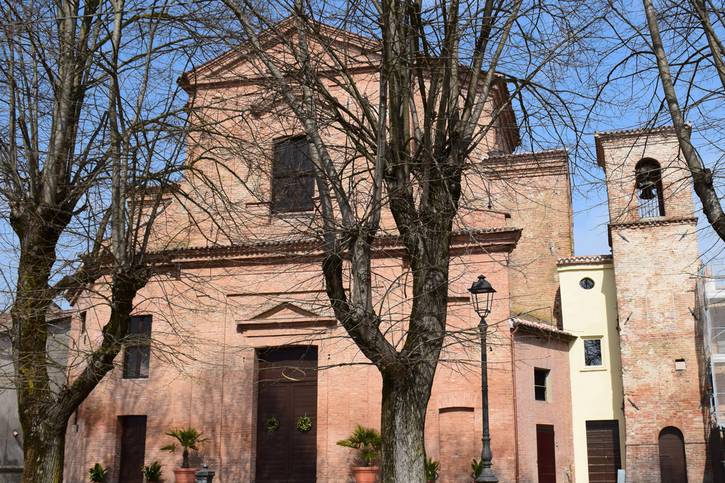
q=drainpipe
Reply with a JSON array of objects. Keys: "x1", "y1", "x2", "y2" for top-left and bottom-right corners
[
  {"x1": 510, "y1": 320, "x2": 520, "y2": 482},
  {"x1": 218, "y1": 296, "x2": 229, "y2": 475}
]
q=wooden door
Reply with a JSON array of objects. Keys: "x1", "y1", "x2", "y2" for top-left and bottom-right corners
[
  {"x1": 119, "y1": 416, "x2": 147, "y2": 483},
  {"x1": 256, "y1": 347, "x2": 317, "y2": 483},
  {"x1": 659, "y1": 427, "x2": 688, "y2": 483},
  {"x1": 536, "y1": 424, "x2": 556, "y2": 483},
  {"x1": 586, "y1": 420, "x2": 622, "y2": 483}
]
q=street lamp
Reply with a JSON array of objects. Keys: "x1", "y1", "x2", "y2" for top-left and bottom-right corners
[{"x1": 468, "y1": 275, "x2": 498, "y2": 483}]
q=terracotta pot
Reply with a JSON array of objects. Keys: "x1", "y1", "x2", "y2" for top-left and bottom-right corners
[
  {"x1": 173, "y1": 467, "x2": 198, "y2": 483},
  {"x1": 352, "y1": 466, "x2": 379, "y2": 483}
]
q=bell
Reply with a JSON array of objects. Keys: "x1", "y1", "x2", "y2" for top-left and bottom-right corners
[{"x1": 639, "y1": 184, "x2": 656, "y2": 200}]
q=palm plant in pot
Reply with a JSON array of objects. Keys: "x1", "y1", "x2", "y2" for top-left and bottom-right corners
[
  {"x1": 337, "y1": 425, "x2": 382, "y2": 483},
  {"x1": 142, "y1": 461, "x2": 163, "y2": 483},
  {"x1": 161, "y1": 427, "x2": 206, "y2": 483}
]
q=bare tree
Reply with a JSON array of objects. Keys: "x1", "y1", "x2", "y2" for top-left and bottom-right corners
[
  {"x1": 182, "y1": 1, "x2": 597, "y2": 480},
  {"x1": 593, "y1": 0, "x2": 725, "y2": 243},
  {"x1": 643, "y1": 0, "x2": 725, "y2": 239},
  {"x1": 0, "y1": 1, "x2": 193, "y2": 481}
]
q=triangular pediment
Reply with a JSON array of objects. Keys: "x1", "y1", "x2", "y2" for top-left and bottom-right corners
[
  {"x1": 180, "y1": 17, "x2": 380, "y2": 88},
  {"x1": 238, "y1": 301, "x2": 337, "y2": 333},
  {"x1": 250, "y1": 302, "x2": 322, "y2": 321}
]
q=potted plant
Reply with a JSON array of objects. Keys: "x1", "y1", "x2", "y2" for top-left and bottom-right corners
[
  {"x1": 336, "y1": 425, "x2": 382, "y2": 483},
  {"x1": 161, "y1": 427, "x2": 207, "y2": 483},
  {"x1": 89, "y1": 463, "x2": 107, "y2": 483},
  {"x1": 142, "y1": 461, "x2": 163, "y2": 483},
  {"x1": 425, "y1": 457, "x2": 440, "y2": 483}
]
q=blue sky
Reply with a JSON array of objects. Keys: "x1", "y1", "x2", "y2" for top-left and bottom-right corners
[{"x1": 572, "y1": 186, "x2": 611, "y2": 256}]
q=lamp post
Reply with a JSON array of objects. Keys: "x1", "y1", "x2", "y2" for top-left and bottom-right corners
[{"x1": 468, "y1": 275, "x2": 498, "y2": 483}]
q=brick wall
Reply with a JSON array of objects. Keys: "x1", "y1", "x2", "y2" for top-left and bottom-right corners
[
  {"x1": 464, "y1": 150, "x2": 574, "y2": 324},
  {"x1": 64, "y1": 251, "x2": 521, "y2": 483},
  {"x1": 599, "y1": 129, "x2": 710, "y2": 482},
  {"x1": 512, "y1": 327, "x2": 574, "y2": 483}
]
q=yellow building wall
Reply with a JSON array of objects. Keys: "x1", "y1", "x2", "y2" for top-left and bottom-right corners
[{"x1": 558, "y1": 261, "x2": 624, "y2": 483}]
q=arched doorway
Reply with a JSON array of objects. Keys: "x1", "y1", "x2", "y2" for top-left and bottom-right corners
[{"x1": 659, "y1": 426, "x2": 687, "y2": 483}]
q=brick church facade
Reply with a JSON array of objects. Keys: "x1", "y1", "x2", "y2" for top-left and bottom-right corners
[{"x1": 62, "y1": 23, "x2": 712, "y2": 483}]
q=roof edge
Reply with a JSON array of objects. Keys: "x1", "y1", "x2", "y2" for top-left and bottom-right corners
[
  {"x1": 557, "y1": 254, "x2": 613, "y2": 267},
  {"x1": 594, "y1": 125, "x2": 686, "y2": 167}
]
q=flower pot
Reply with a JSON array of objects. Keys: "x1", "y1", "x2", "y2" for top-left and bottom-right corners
[
  {"x1": 173, "y1": 467, "x2": 198, "y2": 483},
  {"x1": 352, "y1": 466, "x2": 379, "y2": 483}
]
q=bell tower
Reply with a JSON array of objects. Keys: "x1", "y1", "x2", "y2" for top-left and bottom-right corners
[{"x1": 595, "y1": 127, "x2": 708, "y2": 482}]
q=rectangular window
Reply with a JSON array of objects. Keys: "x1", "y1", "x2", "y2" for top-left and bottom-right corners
[
  {"x1": 534, "y1": 368, "x2": 549, "y2": 401},
  {"x1": 123, "y1": 315, "x2": 151, "y2": 379},
  {"x1": 272, "y1": 136, "x2": 314, "y2": 213},
  {"x1": 584, "y1": 338, "x2": 603, "y2": 367}
]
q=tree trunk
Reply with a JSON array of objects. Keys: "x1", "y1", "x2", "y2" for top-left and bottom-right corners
[
  {"x1": 21, "y1": 423, "x2": 67, "y2": 483},
  {"x1": 380, "y1": 369, "x2": 434, "y2": 483},
  {"x1": 11, "y1": 224, "x2": 66, "y2": 483}
]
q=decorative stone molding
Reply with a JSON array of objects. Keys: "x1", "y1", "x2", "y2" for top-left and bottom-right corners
[
  {"x1": 146, "y1": 227, "x2": 522, "y2": 268},
  {"x1": 609, "y1": 216, "x2": 697, "y2": 230},
  {"x1": 557, "y1": 255, "x2": 613, "y2": 266}
]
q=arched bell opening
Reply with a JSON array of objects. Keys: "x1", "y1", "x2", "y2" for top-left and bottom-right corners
[{"x1": 635, "y1": 158, "x2": 666, "y2": 218}]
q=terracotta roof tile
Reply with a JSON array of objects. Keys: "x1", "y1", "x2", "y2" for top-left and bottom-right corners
[{"x1": 510, "y1": 317, "x2": 575, "y2": 340}]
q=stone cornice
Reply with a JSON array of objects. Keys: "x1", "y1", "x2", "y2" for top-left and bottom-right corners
[
  {"x1": 146, "y1": 227, "x2": 522, "y2": 268},
  {"x1": 594, "y1": 125, "x2": 679, "y2": 142},
  {"x1": 609, "y1": 216, "x2": 697, "y2": 230},
  {"x1": 473, "y1": 149, "x2": 568, "y2": 178},
  {"x1": 557, "y1": 254, "x2": 613, "y2": 267},
  {"x1": 594, "y1": 125, "x2": 685, "y2": 167}
]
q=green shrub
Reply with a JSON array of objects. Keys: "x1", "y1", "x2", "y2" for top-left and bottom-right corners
[
  {"x1": 471, "y1": 458, "x2": 483, "y2": 479},
  {"x1": 89, "y1": 463, "x2": 107, "y2": 482},
  {"x1": 425, "y1": 457, "x2": 440, "y2": 481},
  {"x1": 142, "y1": 461, "x2": 163, "y2": 482}
]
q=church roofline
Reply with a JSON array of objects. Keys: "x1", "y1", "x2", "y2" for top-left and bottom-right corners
[
  {"x1": 484, "y1": 148, "x2": 567, "y2": 161},
  {"x1": 179, "y1": 16, "x2": 379, "y2": 89},
  {"x1": 177, "y1": 17, "x2": 522, "y2": 150}
]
